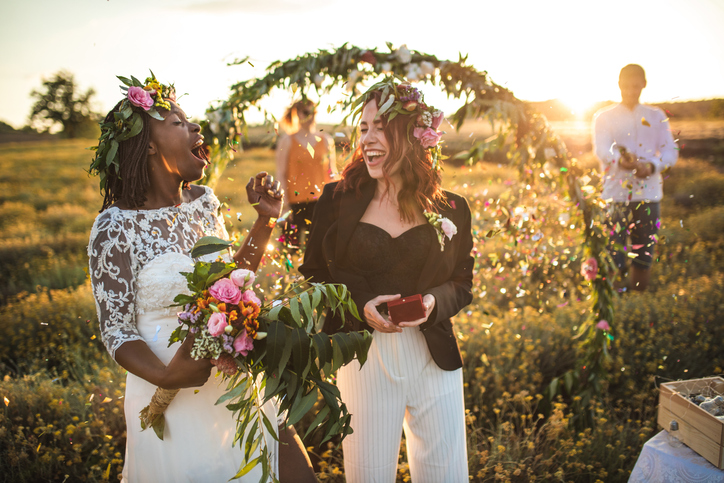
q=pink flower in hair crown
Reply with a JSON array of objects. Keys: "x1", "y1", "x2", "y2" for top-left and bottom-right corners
[
  {"x1": 413, "y1": 127, "x2": 442, "y2": 149},
  {"x1": 431, "y1": 110, "x2": 444, "y2": 130},
  {"x1": 127, "y1": 86, "x2": 154, "y2": 111}
]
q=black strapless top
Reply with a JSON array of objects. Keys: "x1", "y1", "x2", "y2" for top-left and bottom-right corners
[{"x1": 346, "y1": 222, "x2": 434, "y2": 296}]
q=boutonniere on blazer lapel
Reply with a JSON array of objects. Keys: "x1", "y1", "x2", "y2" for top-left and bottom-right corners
[{"x1": 424, "y1": 211, "x2": 457, "y2": 251}]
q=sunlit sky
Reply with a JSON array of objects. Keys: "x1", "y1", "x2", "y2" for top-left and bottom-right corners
[{"x1": 1, "y1": 0, "x2": 723, "y2": 129}]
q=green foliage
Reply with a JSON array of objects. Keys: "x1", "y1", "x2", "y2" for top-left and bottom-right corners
[
  {"x1": 29, "y1": 71, "x2": 98, "y2": 139},
  {"x1": 212, "y1": 43, "x2": 616, "y2": 413},
  {"x1": 672, "y1": 173, "x2": 724, "y2": 208},
  {"x1": 1, "y1": 138, "x2": 722, "y2": 481},
  {"x1": 169, "y1": 245, "x2": 371, "y2": 480},
  {"x1": 0, "y1": 285, "x2": 106, "y2": 376}
]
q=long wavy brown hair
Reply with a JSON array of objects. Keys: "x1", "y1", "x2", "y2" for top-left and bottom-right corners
[{"x1": 337, "y1": 90, "x2": 444, "y2": 222}]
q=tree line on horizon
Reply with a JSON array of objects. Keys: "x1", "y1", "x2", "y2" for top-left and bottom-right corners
[{"x1": 4, "y1": 70, "x2": 724, "y2": 141}]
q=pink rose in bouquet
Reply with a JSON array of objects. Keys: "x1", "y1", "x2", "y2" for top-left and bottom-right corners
[
  {"x1": 233, "y1": 330, "x2": 254, "y2": 357},
  {"x1": 413, "y1": 127, "x2": 442, "y2": 148},
  {"x1": 596, "y1": 320, "x2": 611, "y2": 331},
  {"x1": 207, "y1": 312, "x2": 228, "y2": 337},
  {"x1": 210, "y1": 278, "x2": 242, "y2": 305},
  {"x1": 127, "y1": 86, "x2": 154, "y2": 111},
  {"x1": 242, "y1": 289, "x2": 262, "y2": 307},
  {"x1": 580, "y1": 257, "x2": 598, "y2": 281},
  {"x1": 230, "y1": 269, "x2": 255, "y2": 289}
]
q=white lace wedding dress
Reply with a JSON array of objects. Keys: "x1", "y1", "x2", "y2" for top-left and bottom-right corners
[{"x1": 88, "y1": 186, "x2": 278, "y2": 482}]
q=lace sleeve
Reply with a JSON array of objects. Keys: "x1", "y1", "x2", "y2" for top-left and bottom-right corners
[{"x1": 88, "y1": 211, "x2": 143, "y2": 360}]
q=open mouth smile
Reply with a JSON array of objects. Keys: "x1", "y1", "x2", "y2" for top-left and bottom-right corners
[
  {"x1": 191, "y1": 138, "x2": 208, "y2": 165},
  {"x1": 365, "y1": 150, "x2": 386, "y2": 163}
]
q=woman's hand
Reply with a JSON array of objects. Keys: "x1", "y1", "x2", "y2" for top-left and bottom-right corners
[
  {"x1": 246, "y1": 171, "x2": 283, "y2": 219},
  {"x1": 159, "y1": 336, "x2": 213, "y2": 390},
  {"x1": 398, "y1": 294, "x2": 436, "y2": 328},
  {"x1": 364, "y1": 294, "x2": 402, "y2": 333}
]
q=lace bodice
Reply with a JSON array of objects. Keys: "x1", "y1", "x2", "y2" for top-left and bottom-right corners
[{"x1": 88, "y1": 186, "x2": 229, "y2": 359}]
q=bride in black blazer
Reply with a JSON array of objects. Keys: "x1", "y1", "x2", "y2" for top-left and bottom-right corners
[{"x1": 300, "y1": 79, "x2": 473, "y2": 483}]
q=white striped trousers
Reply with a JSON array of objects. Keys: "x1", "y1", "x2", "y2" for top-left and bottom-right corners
[{"x1": 337, "y1": 327, "x2": 468, "y2": 483}]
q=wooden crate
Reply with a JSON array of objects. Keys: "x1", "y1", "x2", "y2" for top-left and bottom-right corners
[{"x1": 658, "y1": 376, "x2": 724, "y2": 469}]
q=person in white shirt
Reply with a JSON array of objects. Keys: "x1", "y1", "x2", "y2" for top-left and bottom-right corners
[{"x1": 593, "y1": 64, "x2": 678, "y2": 291}]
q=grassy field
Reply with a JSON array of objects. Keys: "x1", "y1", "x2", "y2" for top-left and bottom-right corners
[{"x1": 0, "y1": 127, "x2": 723, "y2": 481}]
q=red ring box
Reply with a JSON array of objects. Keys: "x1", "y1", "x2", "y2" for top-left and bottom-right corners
[{"x1": 388, "y1": 294, "x2": 425, "y2": 324}]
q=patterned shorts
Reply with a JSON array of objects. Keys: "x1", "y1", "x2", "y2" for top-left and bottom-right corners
[{"x1": 606, "y1": 201, "x2": 661, "y2": 269}]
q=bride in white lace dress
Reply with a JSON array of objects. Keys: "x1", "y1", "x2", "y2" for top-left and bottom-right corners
[{"x1": 87, "y1": 75, "x2": 316, "y2": 482}]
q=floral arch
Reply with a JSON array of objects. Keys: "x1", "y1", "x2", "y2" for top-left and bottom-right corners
[{"x1": 203, "y1": 43, "x2": 615, "y2": 421}]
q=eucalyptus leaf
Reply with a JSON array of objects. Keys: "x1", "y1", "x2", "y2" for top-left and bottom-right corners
[
  {"x1": 106, "y1": 140, "x2": 119, "y2": 166},
  {"x1": 289, "y1": 328, "x2": 311, "y2": 377},
  {"x1": 303, "y1": 405, "x2": 330, "y2": 440},
  {"x1": 289, "y1": 298, "x2": 301, "y2": 327},
  {"x1": 312, "y1": 333, "x2": 331, "y2": 366},
  {"x1": 287, "y1": 388, "x2": 318, "y2": 426},
  {"x1": 299, "y1": 292, "x2": 314, "y2": 330},
  {"x1": 216, "y1": 378, "x2": 248, "y2": 405},
  {"x1": 117, "y1": 75, "x2": 133, "y2": 86},
  {"x1": 147, "y1": 109, "x2": 164, "y2": 121},
  {"x1": 128, "y1": 114, "x2": 144, "y2": 138},
  {"x1": 265, "y1": 321, "x2": 287, "y2": 373},
  {"x1": 260, "y1": 412, "x2": 280, "y2": 443},
  {"x1": 244, "y1": 426, "x2": 260, "y2": 461},
  {"x1": 190, "y1": 236, "x2": 232, "y2": 258},
  {"x1": 232, "y1": 456, "x2": 261, "y2": 479}
]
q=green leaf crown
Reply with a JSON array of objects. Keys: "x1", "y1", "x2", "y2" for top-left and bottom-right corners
[
  {"x1": 89, "y1": 71, "x2": 176, "y2": 191},
  {"x1": 349, "y1": 76, "x2": 445, "y2": 170}
]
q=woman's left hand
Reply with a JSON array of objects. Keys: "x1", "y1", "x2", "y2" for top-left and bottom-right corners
[
  {"x1": 398, "y1": 294, "x2": 436, "y2": 328},
  {"x1": 246, "y1": 171, "x2": 283, "y2": 219}
]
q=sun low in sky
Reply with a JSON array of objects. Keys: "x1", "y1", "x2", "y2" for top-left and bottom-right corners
[{"x1": 1, "y1": 0, "x2": 723, "y2": 128}]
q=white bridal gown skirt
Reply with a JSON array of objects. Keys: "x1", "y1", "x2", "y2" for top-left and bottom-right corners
[{"x1": 121, "y1": 310, "x2": 279, "y2": 483}]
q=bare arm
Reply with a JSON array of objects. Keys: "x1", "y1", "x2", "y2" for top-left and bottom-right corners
[
  {"x1": 114, "y1": 337, "x2": 212, "y2": 389},
  {"x1": 275, "y1": 135, "x2": 291, "y2": 212},
  {"x1": 232, "y1": 172, "x2": 283, "y2": 271}
]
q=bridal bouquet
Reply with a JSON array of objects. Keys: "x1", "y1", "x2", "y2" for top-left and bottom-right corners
[{"x1": 139, "y1": 236, "x2": 372, "y2": 481}]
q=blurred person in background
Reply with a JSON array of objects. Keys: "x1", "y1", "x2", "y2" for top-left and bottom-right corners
[
  {"x1": 275, "y1": 99, "x2": 337, "y2": 249},
  {"x1": 593, "y1": 64, "x2": 678, "y2": 291}
]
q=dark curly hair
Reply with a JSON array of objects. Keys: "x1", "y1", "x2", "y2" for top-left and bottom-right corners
[{"x1": 338, "y1": 90, "x2": 444, "y2": 222}]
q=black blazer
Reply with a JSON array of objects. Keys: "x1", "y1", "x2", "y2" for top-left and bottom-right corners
[{"x1": 299, "y1": 180, "x2": 474, "y2": 371}]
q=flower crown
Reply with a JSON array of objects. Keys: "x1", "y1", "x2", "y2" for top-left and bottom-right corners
[
  {"x1": 89, "y1": 72, "x2": 176, "y2": 191},
  {"x1": 350, "y1": 77, "x2": 445, "y2": 170}
]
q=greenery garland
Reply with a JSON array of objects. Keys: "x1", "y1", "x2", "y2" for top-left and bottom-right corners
[{"x1": 203, "y1": 43, "x2": 616, "y2": 424}]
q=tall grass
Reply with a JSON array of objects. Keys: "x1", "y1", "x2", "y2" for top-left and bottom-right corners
[{"x1": 1, "y1": 139, "x2": 723, "y2": 481}]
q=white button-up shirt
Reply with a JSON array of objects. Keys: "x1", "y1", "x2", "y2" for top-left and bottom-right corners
[{"x1": 593, "y1": 103, "x2": 678, "y2": 203}]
